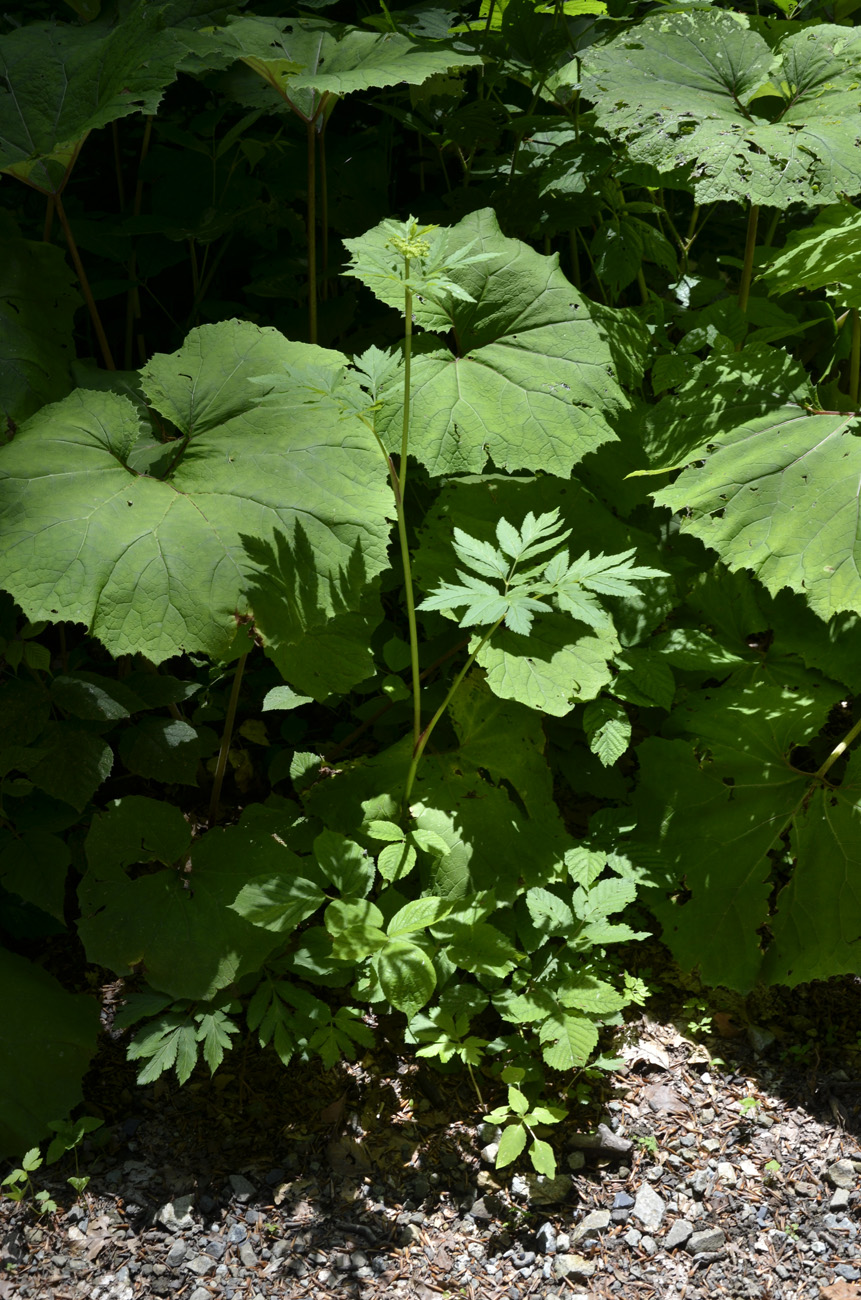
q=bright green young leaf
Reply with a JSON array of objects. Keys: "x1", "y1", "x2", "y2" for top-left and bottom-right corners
[
  {"x1": 583, "y1": 698, "x2": 631, "y2": 767},
  {"x1": 128, "y1": 1013, "x2": 198, "y2": 1086},
  {"x1": 374, "y1": 939, "x2": 437, "y2": 1017},
  {"x1": 529, "y1": 1137, "x2": 557, "y2": 1178},
  {"x1": 496, "y1": 1122, "x2": 528, "y2": 1168},
  {"x1": 538, "y1": 1008, "x2": 599, "y2": 1071},
  {"x1": 446, "y1": 921, "x2": 522, "y2": 977},
  {"x1": 377, "y1": 841, "x2": 417, "y2": 882},
  {"x1": 349, "y1": 208, "x2": 625, "y2": 477},
  {"x1": 575, "y1": 13, "x2": 861, "y2": 205},
  {"x1": 195, "y1": 1008, "x2": 239, "y2": 1075},
  {"x1": 573, "y1": 876, "x2": 637, "y2": 922},
  {"x1": 507, "y1": 1085, "x2": 530, "y2": 1116},
  {"x1": 0, "y1": 236, "x2": 78, "y2": 434},
  {"x1": 525, "y1": 887, "x2": 574, "y2": 937},
  {"x1": 230, "y1": 871, "x2": 326, "y2": 934},
  {"x1": 387, "y1": 896, "x2": 453, "y2": 938},
  {"x1": 314, "y1": 830, "x2": 375, "y2": 896},
  {"x1": 558, "y1": 976, "x2": 628, "y2": 1015},
  {"x1": 0, "y1": 321, "x2": 391, "y2": 666}
]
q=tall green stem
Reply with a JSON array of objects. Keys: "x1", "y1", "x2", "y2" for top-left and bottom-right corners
[
  {"x1": 397, "y1": 269, "x2": 422, "y2": 750},
  {"x1": 403, "y1": 617, "x2": 503, "y2": 809},
  {"x1": 850, "y1": 309, "x2": 860, "y2": 407},
  {"x1": 54, "y1": 194, "x2": 115, "y2": 371},
  {"x1": 737, "y1": 203, "x2": 759, "y2": 314},
  {"x1": 208, "y1": 651, "x2": 248, "y2": 826},
  {"x1": 306, "y1": 118, "x2": 317, "y2": 344},
  {"x1": 814, "y1": 712, "x2": 861, "y2": 785}
]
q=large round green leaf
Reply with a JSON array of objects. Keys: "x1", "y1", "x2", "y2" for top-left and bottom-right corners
[
  {"x1": 575, "y1": 13, "x2": 861, "y2": 205},
  {"x1": 78, "y1": 798, "x2": 291, "y2": 1000},
  {"x1": 0, "y1": 320, "x2": 392, "y2": 664},
  {"x1": 0, "y1": 949, "x2": 98, "y2": 1158},
  {"x1": 347, "y1": 209, "x2": 625, "y2": 478}
]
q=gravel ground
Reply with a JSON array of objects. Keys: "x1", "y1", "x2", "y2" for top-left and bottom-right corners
[{"x1": 2, "y1": 999, "x2": 861, "y2": 1300}]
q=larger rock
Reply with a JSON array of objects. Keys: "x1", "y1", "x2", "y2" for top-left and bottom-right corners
[
  {"x1": 686, "y1": 1228, "x2": 726, "y2": 1255},
  {"x1": 510, "y1": 1173, "x2": 573, "y2": 1204},
  {"x1": 572, "y1": 1210, "x2": 611, "y2": 1243},
  {"x1": 826, "y1": 1160, "x2": 856, "y2": 1190},
  {"x1": 554, "y1": 1254, "x2": 596, "y2": 1281},
  {"x1": 632, "y1": 1183, "x2": 666, "y2": 1231},
  {"x1": 157, "y1": 1196, "x2": 195, "y2": 1232}
]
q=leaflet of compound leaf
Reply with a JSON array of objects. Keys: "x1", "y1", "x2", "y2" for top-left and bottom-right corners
[{"x1": 418, "y1": 509, "x2": 665, "y2": 635}]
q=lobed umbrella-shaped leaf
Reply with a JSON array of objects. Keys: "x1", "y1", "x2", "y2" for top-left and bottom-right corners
[
  {"x1": 0, "y1": 949, "x2": 98, "y2": 1157},
  {"x1": 0, "y1": 319, "x2": 392, "y2": 665},
  {"x1": 347, "y1": 209, "x2": 625, "y2": 477},
  {"x1": 644, "y1": 347, "x2": 861, "y2": 621},
  {"x1": 573, "y1": 12, "x2": 861, "y2": 205},
  {"x1": 0, "y1": 4, "x2": 190, "y2": 193},
  {"x1": 207, "y1": 14, "x2": 483, "y2": 120},
  {"x1": 78, "y1": 798, "x2": 291, "y2": 1000},
  {"x1": 0, "y1": 235, "x2": 79, "y2": 434},
  {"x1": 634, "y1": 681, "x2": 844, "y2": 991},
  {"x1": 760, "y1": 202, "x2": 861, "y2": 308}
]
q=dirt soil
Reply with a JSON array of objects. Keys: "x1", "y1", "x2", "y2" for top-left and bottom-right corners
[{"x1": 2, "y1": 975, "x2": 861, "y2": 1300}]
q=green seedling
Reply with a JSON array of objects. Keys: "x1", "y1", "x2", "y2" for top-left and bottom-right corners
[{"x1": 483, "y1": 1066, "x2": 567, "y2": 1179}]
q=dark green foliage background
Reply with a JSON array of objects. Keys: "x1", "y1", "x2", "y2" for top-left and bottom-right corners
[{"x1": 2, "y1": 0, "x2": 861, "y2": 1161}]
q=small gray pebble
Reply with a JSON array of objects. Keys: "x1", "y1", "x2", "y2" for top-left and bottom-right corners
[
  {"x1": 205, "y1": 1239, "x2": 226, "y2": 1261},
  {"x1": 831, "y1": 1188, "x2": 852, "y2": 1210},
  {"x1": 187, "y1": 1255, "x2": 216, "y2": 1277},
  {"x1": 535, "y1": 1222, "x2": 557, "y2": 1255},
  {"x1": 245, "y1": 1208, "x2": 261, "y2": 1227},
  {"x1": 835, "y1": 1265, "x2": 861, "y2": 1281},
  {"x1": 238, "y1": 1241, "x2": 257, "y2": 1268},
  {"x1": 226, "y1": 1223, "x2": 247, "y2": 1245},
  {"x1": 641, "y1": 1235, "x2": 657, "y2": 1256},
  {"x1": 332, "y1": 1251, "x2": 352, "y2": 1271},
  {"x1": 351, "y1": 1251, "x2": 369, "y2": 1270},
  {"x1": 165, "y1": 1242, "x2": 187, "y2": 1268}
]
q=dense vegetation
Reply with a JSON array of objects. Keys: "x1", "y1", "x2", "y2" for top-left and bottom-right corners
[{"x1": 2, "y1": 0, "x2": 861, "y2": 1177}]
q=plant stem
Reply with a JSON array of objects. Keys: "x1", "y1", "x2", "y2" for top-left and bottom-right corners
[
  {"x1": 850, "y1": 309, "x2": 860, "y2": 407},
  {"x1": 397, "y1": 270, "x2": 422, "y2": 750},
  {"x1": 306, "y1": 117, "x2": 317, "y2": 344},
  {"x1": 208, "y1": 651, "x2": 248, "y2": 826},
  {"x1": 403, "y1": 617, "x2": 503, "y2": 808},
  {"x1": 737, "y1": 203, "x2": 759, "y2": 314},
  {"x1": 125, "y1": 116, "x2": 153, "y2": 369},
  {"x1": 466, "y1": 1060, "x2": 485, "y2": 1107},
  {"x1": 815, "y1": 713, "x2": 861, "y2": 784},
  {"x1": 319, "y1": 118, "x2": 329, "y2": 300},
  {"x1": 53, "y1": 194, "x2": 115, "y2": 370}
]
